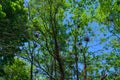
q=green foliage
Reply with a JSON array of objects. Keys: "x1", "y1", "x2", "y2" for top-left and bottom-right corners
[
  {"x1": 0, "y1": 0, "x2": 28, "y2": 54},
  {"x1": 3, "y1": 58, "x2": 30, "y2": 80},
  {"x1": 0, "y1": 0, "x2": 120, "y2": 80},
  {"x1": 22, "y1": 0, "x2": 120, "y2": 79},
  {"x1": 0, "y1": 4, "x2": 6, "y2": 18},
  {"x1": 0, "y1": 0, "x2": 28, "y2": 69},
  {"x1": 0, "y1": 0, "x2": 28, "y2": 79}
]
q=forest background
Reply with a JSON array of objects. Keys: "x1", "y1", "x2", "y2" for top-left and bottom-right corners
[{"x1": 0, "y1": 0, "x2": 120, "y2": 80}]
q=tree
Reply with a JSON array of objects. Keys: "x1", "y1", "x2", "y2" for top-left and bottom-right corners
[
  {"x1": 21, "y1": 0, "x2": 70, "y2": 80},
  {"x1": 3, "y1": 58, "x2": 30, "y2": 80},
  {"x1": 20, "y1": 0, "x2": 119, "y2": 79},
  {"x1": 0, "y1": 0, "x2": 28, "y2": 54},
  {"x1": 0, "y1": 0, "x2": 28, "y2": 77}
]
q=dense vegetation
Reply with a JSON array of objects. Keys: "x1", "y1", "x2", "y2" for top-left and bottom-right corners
[{"x1": 0, "y1": 0, "x2": 120, "y2": 80}]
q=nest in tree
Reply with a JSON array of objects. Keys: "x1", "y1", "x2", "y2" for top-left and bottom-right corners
[{"x1": 84, "y1": 36, "x2": 90, "y2": 42}]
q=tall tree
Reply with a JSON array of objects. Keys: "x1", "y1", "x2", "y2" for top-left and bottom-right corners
[
  {"x1": 13, "y1": 0, "x2": 120, "y2": 80},
  {"x1": 0, "y1": 0, "x2": 28, "y2": 77},
  {"x1": 0, "y1": 0, "x2": 28, "y2": 62}
]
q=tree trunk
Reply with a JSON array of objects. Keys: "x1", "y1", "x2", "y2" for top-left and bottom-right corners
[
  {"x1": 74, "y1": 32, "x2": 79, "y2": 80},
  {"x1": 83, "y1": 49, "x2": 87, "y2": 80},
  {"x1": 56, "y1": 43, "x2": 64, "y2": 80},
  {"x1": 53, "y1": 28, "x2": 64, "y2": 80},
  {"x1": 30, "y1": 57, "x2": 33, "y2": 80},
  {"x1": 75, "y1": 55, "x2": 79, "y2": 80}
]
